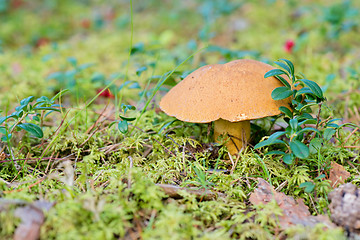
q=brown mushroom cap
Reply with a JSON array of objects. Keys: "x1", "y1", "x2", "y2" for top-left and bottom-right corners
[{"x1": 160, "y1": 59, "x2": 290, "y2": 123}]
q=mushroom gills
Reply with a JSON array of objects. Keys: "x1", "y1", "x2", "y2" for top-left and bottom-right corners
[{"x1": 213, "y1": 119, "x2": 250, "y2": 155}]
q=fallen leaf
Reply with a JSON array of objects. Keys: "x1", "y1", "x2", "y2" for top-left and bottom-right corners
[
  {"x1": 0, "y1": 199, "x2": 54, "y2": 240},
  {"x1": 157, "y1": 184, "x2": 225, "y2": 201},
  {"x1": 249, "y1": 178, "x2": 335, "y2": 229},
  {"x1": 13, "y1": 205, "x2": 44, "y2": 240},
  {"x1": 329, "y1": 161, "x2": 350, "y2": 188}
]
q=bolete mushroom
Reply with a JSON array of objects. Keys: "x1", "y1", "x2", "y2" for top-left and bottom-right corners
[{"x1": 159, "y1": 59, "x2": 290, "y2": 155}]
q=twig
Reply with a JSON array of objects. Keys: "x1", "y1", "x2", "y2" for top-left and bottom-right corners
[
  {"x1": 85, "y1": 103, "x2": 109, "y2": 134},
  {"x1": 275, "y1": 180, "x2": 288, "y2": 191},
  {"x1": 3, "y1": 177, "x2": 45, "y2": 194},
  {"x1": 308, "y1": 195, "x2": 319, "y2": 215},
  {"x1": 342, "y1": 127, "x2": 359, "y2": 146},
  {"x1": 79, "y1": 124, "x2": 101, "y2": 148},
  {"x1": 336, "y1": 146, "x2": 360, "y2": 148},
  {"x1": 156, "y1": 184, "x2": 225, "y2": 201}
]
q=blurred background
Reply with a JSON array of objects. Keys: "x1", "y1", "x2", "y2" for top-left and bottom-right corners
[{"x1": 0, "y1": 0, "x2": 359, "y2": 124}]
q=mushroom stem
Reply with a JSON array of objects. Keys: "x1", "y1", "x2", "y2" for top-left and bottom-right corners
[{"x1": 213, "y1": 119, "x2": 251, "y2": 155}]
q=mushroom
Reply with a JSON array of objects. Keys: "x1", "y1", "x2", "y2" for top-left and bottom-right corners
[{"x1": 159, "y1": 59, "x2": 290, "y2": 155}]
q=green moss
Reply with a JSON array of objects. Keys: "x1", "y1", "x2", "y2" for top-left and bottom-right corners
[{"x1": 0, "y1": 0, "x2": 359, "y2": 239}]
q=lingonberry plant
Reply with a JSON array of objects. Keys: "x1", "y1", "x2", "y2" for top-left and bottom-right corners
[
  {"x1": 0, "y1": 91, "x2": 65, "y2": 165},
  {"x1": 254, "y1": 59, "x2": 335, "y2": 166},
  {"x1": 108, "y1": 103, "x2": 136, "y2": 134}
]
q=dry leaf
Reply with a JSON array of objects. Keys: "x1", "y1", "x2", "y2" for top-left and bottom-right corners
[
  {"x1": 13, "y1": 205, "x2": 44, "y2": 240},
  {"x1": 0, "y1": 199, "x2": 54, "y2": 240},
  {"x1": 329, "y1": 161, "x2": 350, "y2": 188},
  {"x1": 249, "y1": 178, "x2": 335, "y2": 229},
  {"x1": 157, "y1": 184, "x2": 226, "y2": 201}
]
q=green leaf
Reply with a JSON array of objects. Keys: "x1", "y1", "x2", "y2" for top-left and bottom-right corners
[
  {"x1": 271, "y1": 87, "x2": 293, "y2": 100},
  {"x1": 1, "y1": 134, "x2": 12, "y2": 142},
  {"x1": 119, "y1": 116, "x2": 136, "y2": 121},
  {"x1": 275, "y1": 75, "x2": 291, "y2": 88},
  {"x1": 279, "y1": 106, "x2": 293, "y2": 118},
  {"x1": 67, "y1": 57, "x2": 78, "y2": 67},
  {"x1": 268, "y1": 131, "x2": 286, "y2": 142},
  {"x1": 289, "y1": 118, "x2": 298, "y2": 130},
  {"x1": 17, "y1": 123, "x2": 43, "y2": 138},
  {"x1": 118, "y1": 120, "x2": 128, "y2": 134},
  {"x1": 299, "y1": 181, "x2": 315, "y2": 193},
  {"x1": 309, "y1": 138, "x2": 323, "y2": 154},
  {"x1": 283, "y1": 153, "x2": 294, "y2": 164},
  {"x1": 323, "y1": 128, "x2": 336, "y2": 140},
  {"x1": 279, "y1": 58, "x2": 294, "y2": 76},
  {"x1": 275, "y1": 61, "x2": 291, "y2": 74},
  {"x1": 264, "y1": 69, "x2": 288, "y2": 78},
  {"x1": 0, "y1": 126, "x2": 6, "y2": 134},
  {"x1": 121, "y1": 104, "x2": 136, "y2": 114},
  {"x1": 299, "y1": 79, "x2": 324, "y2": 99},
  {"x1": 295, "y1": 87, "x2": 313, "y2": 97},
  {"x1": 290, "y1": 140, "x2": 309, "y2": 159},
  {"x1": 297, "y1": 127, "x2": 321, "y2": 136},
  {"x1": 0, "y1": 116, "x2": 7, "y2": 125},
  {"x1": 33, "y1": 107, "x2": 61, "y2": 112},
  {"x1": 315, "y1": 174, "x2": 326, "y2": 180},
  {"x1": 20, "y1": 96, "x2": 34, "y2": 106},
  {"x1": 136, "y1": 66, "x2": 148, "y2": 76},
  {"x1": 32, "y1": 115, "x2": 41, "y2": 122},
  {"x1": 78, "y1": 63, "x2": 94, "y2": 71},
  {"x1": 254, "y1": 138, "x2": 285, "y2": 149},
  {"x1": 327, "y1": 123, "x2": 339, "y2": 128},
  {"x1": 298, "y1": 118, "x2": 317, "y2": 125}
]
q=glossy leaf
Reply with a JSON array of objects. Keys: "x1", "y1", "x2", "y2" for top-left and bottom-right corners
[
  {"x1": 275, "y1": 61, "x2": 291, "y2": 74},
  {"x1": 264, "y1": 69, "x2": 288, "y2": 78},
  {"x1": 271, "y1": 87, "x2": 293, "y2": 100},
  {"x1": 289, "y1": 118, "x2": 298, "y2": 130},
  {"x1": 299, "y1": 181, "x2": 315, "y2": 193},
  {"x1": 300, "y1": 79, "x2": 324, "y2": 99},
  {"x1": 275, "y1": 75, "x2": 291, "y2": 88},
  {"x1": 309, "y1": 138, "x2": 323, "y2": 154},
  {"x1": 20, "y1": 96, "x2": 34, "y2": 106},
  {"x1": 295, "y1": 87, "x2": 312, "y2": 97},
  {"x1": 323, "y1": 128, "x2": 336, "y2": 140},
  {"x1": 279, "y1": 58, "x2": 294, "y2": 75},
  {"x1": 298, "y1": 118, "x2": 317, "y2": 125},
  {"x1": 283, "y1": 153, "x2": 294, "y2": 165},
  {"x1": 118, "y1": 120, "x2": 128, "y2": 134},
  {"x1": 254, "y1": 138, "x2": 285, "y2": 149},
  {"x1": 297, "y1": 127, "x2": 321, "y2": 136},
  {"x1": 0, "y1": 126, "x2": 6, "y2": 134},
  {"x1": 33, "y1": 107, "x2": 61, "y2": 112},
  {"x1": 1, "y1": 134, "x2": 12, "y2": 142},
  {"x1": 279, "y1": 106, "x2": 293, "y2": 118},
  {"x1": 290, "y1": 140, "x2": 309, "y2": 159},
  {"x1": 119, "y1": 116, "x2": 136, "y2": 121},
  {"x1": 17, "y1": 123, "x2": 43, "y2": 138},
  {"x1": 268, "y1": 131, "x2": 286, "y2": 142}
]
